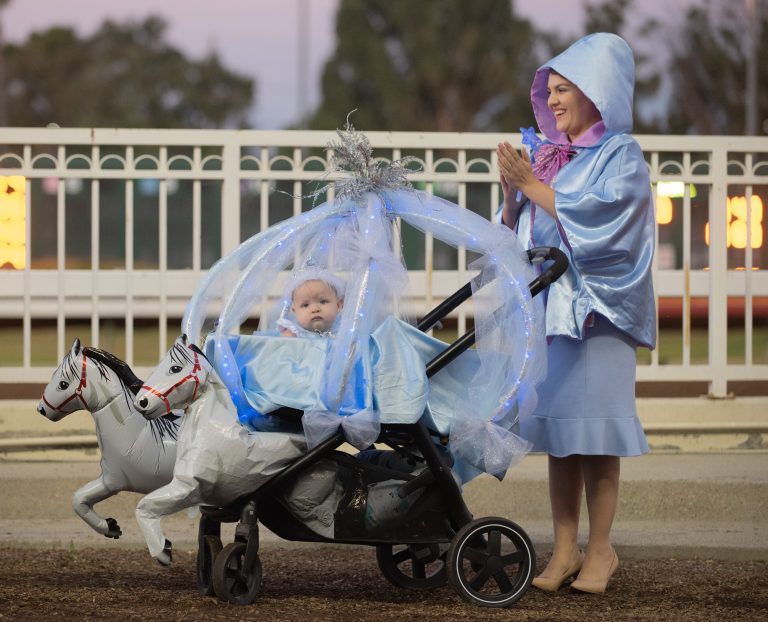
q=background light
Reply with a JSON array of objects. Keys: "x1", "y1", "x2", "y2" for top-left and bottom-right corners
[
  {"x1": 656, "y1": 195, "x2": 673, "y2": 224},
  {"x1": 0, "y1": 176, "x2": 26, "y2": 269},
  {"x1": 704, "y1": 195, "x2": 764, "y2": 249},
  {"x1": 657, "y1": 181, "x2": 697, "y2": 198}
]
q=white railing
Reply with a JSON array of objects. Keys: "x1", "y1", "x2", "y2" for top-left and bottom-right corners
[{"x1": 1, "y1": 128, "x2": 766, "y2": 396}]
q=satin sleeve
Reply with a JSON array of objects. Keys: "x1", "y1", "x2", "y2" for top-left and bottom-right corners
[
  {"x1": 550, "y1": 139, "x2": 656, "y2": 347},
  {"x1": 555, "y1": 141, "x2": 651, "y2": 271}
]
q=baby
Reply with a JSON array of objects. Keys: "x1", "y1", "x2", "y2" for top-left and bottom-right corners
[{"x1": 277, "y1": 269, "x2": 345, "y2": 337}]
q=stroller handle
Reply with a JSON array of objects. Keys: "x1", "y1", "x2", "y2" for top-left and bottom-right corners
[
  {"x1": 420, "y1": 246, "x2": 569, "y2": 379},
  {"x1": 526, "y1": 246, "x2": 569, "y2": 297}
]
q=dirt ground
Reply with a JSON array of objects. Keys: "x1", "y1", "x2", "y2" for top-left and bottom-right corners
[
  {"x1": 1, "y1": 456, "x2": 766, "y2": 621},
  {"x1": 0, "y1": 544, "x2": 765, "y2": 622}
]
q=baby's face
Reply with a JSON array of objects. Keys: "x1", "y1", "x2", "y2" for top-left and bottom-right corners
[{"x1": 291, "y1": 280, "x2": 342, "y2": 333}]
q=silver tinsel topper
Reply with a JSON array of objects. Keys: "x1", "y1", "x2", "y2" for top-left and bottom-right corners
[{"x1": 303, "y1": 113, "x2": 420, "y2": 207}]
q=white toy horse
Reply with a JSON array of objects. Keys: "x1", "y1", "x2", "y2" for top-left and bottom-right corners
[
  {"x1": 132, "y1": 334, "x2": 306, "y2": 565},
  {"x1": 37, "y1": 338, "x2": 180, "y2": 539}
]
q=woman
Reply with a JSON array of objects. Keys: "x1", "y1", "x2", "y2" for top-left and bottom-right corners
[{"x1": 496, "y1": 32, "x2": 656, "y2": 594}]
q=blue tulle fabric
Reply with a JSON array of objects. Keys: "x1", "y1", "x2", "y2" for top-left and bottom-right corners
[{"x1": 184, "y1": 188, "x2": 546, "y2": 479}]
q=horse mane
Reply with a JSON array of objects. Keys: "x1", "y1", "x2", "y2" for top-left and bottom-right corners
[
  {"x1": 83, "y1": 347, "x2": 144, "y2": 395},
  {"x1": 189, "y1": 343, "x2": 210, "y2": 363},
  {"x1": 83, "y1": 346, "x2": 181, "y2": 442}
]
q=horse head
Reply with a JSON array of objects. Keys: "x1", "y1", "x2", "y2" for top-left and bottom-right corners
[
  {"x1": 134, "y1": 334, "x2": 209, "y2": 420},
  {"x1": 38, "y1": 338, "x2": 145, "y2": 421},
  {"x1": 38, "y1": 338, "x2": 91, "y2": 421}
]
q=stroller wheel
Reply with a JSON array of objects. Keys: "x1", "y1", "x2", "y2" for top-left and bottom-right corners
[
  {"x1": 196, "y1": 535, "x2": 223, "y2": 596},
  {"x1": 447, "y1": 517, "x2": 535, "y2": 608},
  {"x1": 212, "y1": 541, "x2": 263, "y2": 605},
  {"x1": 376, "y1": 543, "x2": 448, "y2": 590}
]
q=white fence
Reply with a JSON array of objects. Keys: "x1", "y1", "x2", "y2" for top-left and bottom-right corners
[{"x1": 1, "y1": 128, "x2": 767, "y2": 396}]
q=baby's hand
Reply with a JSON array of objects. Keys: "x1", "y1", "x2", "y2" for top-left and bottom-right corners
[{"x1": 276, "y1": 317, "x2": 300, "y2": 337}]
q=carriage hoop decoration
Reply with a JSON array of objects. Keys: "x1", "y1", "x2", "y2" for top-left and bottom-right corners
[{"x1": 175, "y1": 119, "x2": 547, "y2": 472}]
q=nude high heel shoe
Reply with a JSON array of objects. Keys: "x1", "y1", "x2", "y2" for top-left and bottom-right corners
[
  {"x1": 570, "y1": 548, "x2": 619, "y2": 594},
  {"x1": 531, "y1": 550, "x2": 584, "y2": 592}
]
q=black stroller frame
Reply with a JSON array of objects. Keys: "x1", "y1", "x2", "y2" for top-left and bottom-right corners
[{"x1": 194, "y1": 247, "x2": 568, "y2": 608}]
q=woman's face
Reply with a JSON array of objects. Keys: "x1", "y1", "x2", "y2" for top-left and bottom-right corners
[{"x1": 546, "y1": 72, "x2": 602, "y2": 142}]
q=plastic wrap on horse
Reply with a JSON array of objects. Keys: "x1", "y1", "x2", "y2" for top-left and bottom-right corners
[{"x1": 183, "y1": 123, "x2": 547, "y2": 479}]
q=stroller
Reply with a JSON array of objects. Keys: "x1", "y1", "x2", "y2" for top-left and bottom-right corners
[{"x1": 193, "y1": 246, "x2": 567, "y2": 608}]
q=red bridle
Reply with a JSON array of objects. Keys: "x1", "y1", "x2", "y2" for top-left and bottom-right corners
[
  {"x1": 140, "y1": 349, "x2": 203, "y2": 415},
  {"x1": 42, "y1": 350, "x2": 90, "y2": 413}
]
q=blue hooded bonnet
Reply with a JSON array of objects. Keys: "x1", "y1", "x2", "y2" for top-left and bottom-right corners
[{"x1": 531, "y1": 33, "x2": 635, "y2": 145}]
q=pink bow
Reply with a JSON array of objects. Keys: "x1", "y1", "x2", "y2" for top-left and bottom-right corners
[{"x1": 532, "y1": 143, "x2": 576, "y2": 186}]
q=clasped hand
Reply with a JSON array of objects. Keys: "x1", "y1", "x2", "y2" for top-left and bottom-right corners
[
  {"x1": 496, "y1": 141, "x2": 556, "y2": 220},
  {"x1": 497, "y1": 141, "x2": 535, "y2": 198}
]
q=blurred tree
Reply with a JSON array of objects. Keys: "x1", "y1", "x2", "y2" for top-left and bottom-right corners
[
  {"x1": 0, "y1": 0, "x2": 10, "y2": 125},
  {"x1": 582, "y1": 0, "x2": 662, "y2": 132},
  {"x1": 309, "y1": 0, "x2": 540, "y2": 132},
  {"x1": 584, "y1": 0, "x2": 633, "y2": 31},
  {"x1": 665, "y1": 0, "x2": 767, "y2": 134},
  {"x1": 3, "y1": 16, "x2": 254, "y2": 128}
]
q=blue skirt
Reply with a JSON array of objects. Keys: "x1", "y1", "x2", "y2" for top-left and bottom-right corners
[{"x1": 520, "y1": 314, "x2": 649, "y2": 457}]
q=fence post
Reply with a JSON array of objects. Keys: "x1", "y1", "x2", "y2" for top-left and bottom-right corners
[
  {"x1": 221, "y1": 137, "x2": 241, "y2": 256},
  {"x1": 708, "y1": 147, "x2": 729, "y2": 397}
]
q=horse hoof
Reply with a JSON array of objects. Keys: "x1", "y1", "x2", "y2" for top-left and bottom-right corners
[
  {"x1": 105, "y1": 517, "x2": 122, "y2": 539},
  {"x1": 154, "y1": 552, "x2": 172, "y2": 567},
  {"x1": 154, "y1": 539, "x2": 173, "y2": 566}
]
